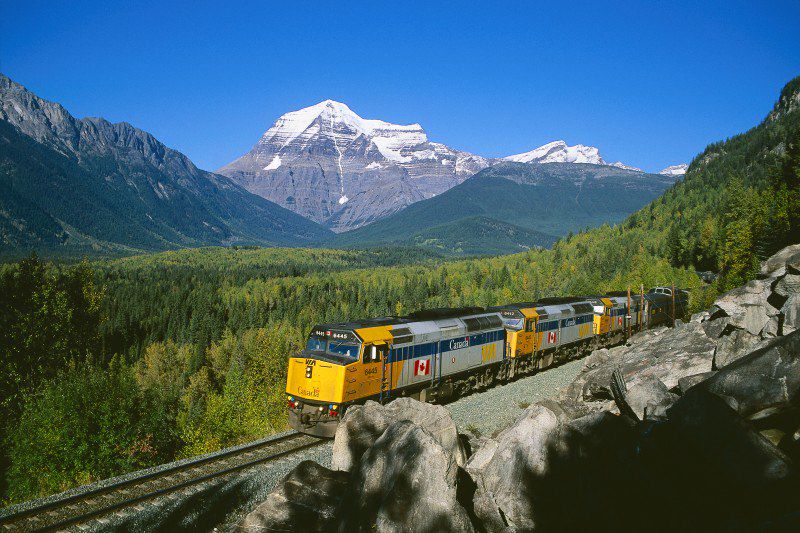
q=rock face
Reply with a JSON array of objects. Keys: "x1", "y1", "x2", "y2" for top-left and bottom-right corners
[
  {"x1": 698, "y1": 331, "x2": 800, "y2": 421},
  {"x1": 217, "y1": 100, "x2": 490, "y2": 232},
  {"x1": 332, "y1": 397, "x2": 465, "y2": 471},
  {"x1": 466, "y1": 402, "x2": 639, "y2": 531},
  {"x1": 341, "y1": 421, "x2": 475, "y2": 532},
  {"x1": 236, "y1": 461, "x2": 349, "y2": 532},
  {"x1": 239, "y1": 400, "x2": 475, "y2": 532},
  {"x1": 561, "y1": 322, "x2": 716, "y2": 408}
]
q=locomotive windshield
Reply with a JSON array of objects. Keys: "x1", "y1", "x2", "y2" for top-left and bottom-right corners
[
  {"x1": 304, "y1": 335, "x2": 361, "y2": 361},
  {"x1": 327, "y1": 341, "x2": 359, "y2": 359},
  {"x1": 306, "y1": 338, "x2": 326, "y2": 352}
]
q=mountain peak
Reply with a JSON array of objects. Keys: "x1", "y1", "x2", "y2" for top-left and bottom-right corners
[
  {"x1": 659, "y1": 164, "x2": 688, "y2": 176},
  {"x1": 503, "y1": 141, "x2": 605, "y2": 165}
]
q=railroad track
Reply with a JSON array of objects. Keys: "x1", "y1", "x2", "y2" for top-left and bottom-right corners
[{"x1": 0, "y1": 431, "x2": 321, "y2": 532}]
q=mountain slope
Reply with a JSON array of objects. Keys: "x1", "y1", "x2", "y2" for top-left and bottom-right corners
[
  {"x1": 626, "y1": 75, "x2": 800, "y2": 287},
  {"x1": 217, "y1": 100, "x2": 490, "y2": 232},
  {"x1": 330, "y1": 162, "x2": 675, "y2": 254},
  {"x1": 0, "y1": 74, "x2": 332, "y2": 257}
]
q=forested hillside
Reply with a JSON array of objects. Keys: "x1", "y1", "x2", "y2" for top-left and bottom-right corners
[
  {"x1": 331, "y1": 162, "x2": 675, "y2": 255},
  {"x1": 1, "y1": 76, "x2": 798, "y2": 505}
]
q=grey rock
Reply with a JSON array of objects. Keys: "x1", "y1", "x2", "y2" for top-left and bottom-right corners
[
  {"x1": 710, "y1": 279, "x2": 778, "y2": 333},
  {"x1": 691, "y1": 310, "x2": 710, "y2": 323},
  {"x1": 774, "y1": 273, "x2": 800, "y2": 298},
  {"x1": 698, "y1": 330, "x2": 800, "y2": 421},
  {"x1": 569, "y1": 321, "x2": 715, "y2": 403},
  {"x1": 714, "y1": 328, "x2": 770, "y2": 369},
  {"x1": 702, "y1": 316, "x2": 730, "y2": 339},
  {"x1": 677, "y1": 371, "x2": 717, "y2": 394},
  {"x1": 331, "y1": 397, "x2": 465, "y2": 472},
  {"x1": 341, "y1": 420, "x2": 475, "y2": 532},
  {"x1": 759, "y1": 244, "x2": 800, "y2": 278},
  {"x1": 236, "y1": 460, "x2": 348, "y2": 532},
  {"x1": 788, "y1": 251, "x2": 800, "y2": 275},
  {"x1": 659, "y1": 388, "x2": 794, "y2": 522},
  {"x1": 626, "y1": 377, "x2": 679, "y2": 420},
  {"x1": 762, "y1": 316, "x2": 781, "y2": 339},
  {"x1": 467, "y1": 403, "x2": 563, "y2": 531},
  {"x1": 468, "y1": 403, "x2": 638, "y2": 531},
  {"x1": 783, "y1": 294, "x2": 800, "y2": 334}
]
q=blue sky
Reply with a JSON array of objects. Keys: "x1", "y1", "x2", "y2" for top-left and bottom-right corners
[{"x1": 1, "y1": 1, "x2": 798, "y2": 173}]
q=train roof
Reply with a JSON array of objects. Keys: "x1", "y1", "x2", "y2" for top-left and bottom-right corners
[
  {"x1": 405, "y1": 306, "x2": 485, "y2": 320},
  {"x1": 312, "y1": 307, "x2": 491, "y2": 335}
]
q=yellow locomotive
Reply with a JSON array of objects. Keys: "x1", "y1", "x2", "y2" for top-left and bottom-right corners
[{"x1": 287, "y1": 290, "x2": 685, "y2": 437}]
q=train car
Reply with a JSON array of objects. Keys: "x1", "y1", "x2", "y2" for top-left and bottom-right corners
[
  {"x1": 645, "y1": 287, "x2": 689, "y2": 327},
  {"x1": 286, "y1": 287, "x2": 690, "y2": 437},
  {"x1": 286, "y1": 307, "x2": 505, "y2": 437}
]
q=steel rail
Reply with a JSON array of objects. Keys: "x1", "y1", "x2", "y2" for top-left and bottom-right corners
[{"x1": 0, "y1": 431, "x2": 320, "y2": 532}]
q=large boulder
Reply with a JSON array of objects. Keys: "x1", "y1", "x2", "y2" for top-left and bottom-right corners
[
  {"x1": 713, "y1": 327, "x2": 771, "y2": 369},
  {"x1": 625, "y1": 376, "x2": 679, "y2": 420},
  {"x1": 235, "y1": 461, "x2": 349, "y2": 532},
  {"x1": 709, "y1": 279, "x2": 779, "y2": 334},
  {"x1": 340, "y1": 420, "x2": 475, "y2": 532},
  {"x1": 332, "y1": 397, "x2": 465, "y2": 472},
  {"x1": 760, "y1": 244, "x2": 800, "y2": 278},
  {"x1": 783, "y1": 294, "x2": 800, "y2": 334},
  {"x1": 698, "y1": 330, "x2": 800, "y2": 422},
  {"x1": 467, "y1": 402, "x2": 639, "y2": 531}
]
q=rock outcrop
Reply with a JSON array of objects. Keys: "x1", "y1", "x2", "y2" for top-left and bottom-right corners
[
  {"x1": 236, "y1": 461, "x2": 348, "y2": 532},
  {"x1": 340, "y1": 420, "x2": 474, "y2": 532},
  {"x1": 331, "y1": 397, "x2": 466, "y2": 471}
]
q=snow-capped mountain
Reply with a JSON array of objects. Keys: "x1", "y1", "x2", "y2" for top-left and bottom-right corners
[
  {"x1": 217, "y1": 100, "x2": 489, "y2": 232},
  {"x1": 503, "y1": 141, "x2": 605, "y2": 165},
  {"x1": 659, "y1": 164, "x2": 688, "y2": 176},
  {"x1": 609, "y1": 161, "x2": 643, "y2": 172},
  {"x1": 503, "y1": 141, "x2": 646, "y2": 172}
]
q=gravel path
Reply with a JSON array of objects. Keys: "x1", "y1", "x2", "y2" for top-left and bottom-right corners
[{"x1": 104, "y1": 359, "x2": 583, "y2": 531}]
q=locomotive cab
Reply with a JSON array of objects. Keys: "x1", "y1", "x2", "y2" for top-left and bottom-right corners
[{"x1": 286, "y1": 321, "x2": 396, "y2": 437}]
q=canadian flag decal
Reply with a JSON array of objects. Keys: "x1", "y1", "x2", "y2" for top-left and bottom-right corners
[
  {"x1": 414, "y1": 359, "x2": 430, "y2": 376},
  {"x1": 548, "y1": 331, "x2": 557, "y2": 343}
]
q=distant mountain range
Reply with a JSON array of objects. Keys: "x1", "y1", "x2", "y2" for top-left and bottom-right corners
[
  {"x1": 218, "y1": 101, "x2": 684, "y2": 233},
  {"x1": 329, "y1": 162, "x2": 676, "y2": 254},
  {"x1": 0, "y1": 73, "x2": 686, "y2": 258},
  {"x1": 0, "y1": 74, "x2": 331, "y2": 258}
]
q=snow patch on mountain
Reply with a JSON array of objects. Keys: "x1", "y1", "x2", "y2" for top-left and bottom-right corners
[
  {"x1": 659, "y1": 164, "x2": 688, "y2": 176},
  {"x1": 263, "y1": 155, "x2": 282, "y2": 170},
  {"x1": 609, "y1": 161, "x2": 643, "y2": 172}
]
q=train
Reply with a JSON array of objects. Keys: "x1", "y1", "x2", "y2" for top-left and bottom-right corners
[{"x1": 286, "y1": 286, "x2": 688, "y2": 437}]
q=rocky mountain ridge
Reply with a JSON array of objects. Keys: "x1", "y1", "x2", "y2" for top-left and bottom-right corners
[
  {"x1": 237, "y1": 244, "x2": 800, "y2": 532},
  {"x1": 0, "y1": 73, "x2": 331, "y2": 255}
]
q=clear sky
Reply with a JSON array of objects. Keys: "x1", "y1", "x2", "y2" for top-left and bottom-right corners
[{"x1": 1, "y1": 1, "x2": 798, "y2": 173}]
